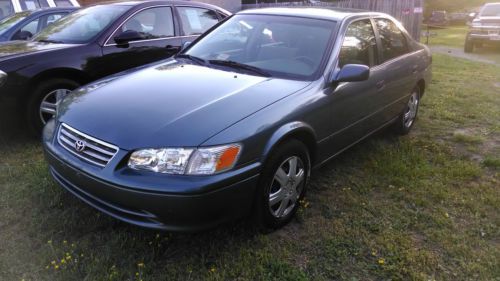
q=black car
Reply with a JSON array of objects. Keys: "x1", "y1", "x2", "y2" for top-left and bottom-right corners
[
  {"x1": 465, "y1": 3, "x2": 500, "y2": 53},
  {"x1": 43, "y1": 8, "x2": 432, "y2": 232},
  {"x1": 0, "y1": 8, "x2": 77, "y2": 42},
  {"x1": 0, "y1": 0, "x2": 230, "y2": 134}
]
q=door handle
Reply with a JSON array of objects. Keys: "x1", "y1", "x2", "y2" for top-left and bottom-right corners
[
  {"x1": 165, "y1": 45, "x2": 180, "y2": 52},
  {"x1": 376, "y1": 80, "x2": 385, "y2": 91}
]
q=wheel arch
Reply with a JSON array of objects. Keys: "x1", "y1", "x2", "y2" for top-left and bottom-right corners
[
  {"x1": 25, "y1": 68, "x2": 91, "y2": 99},
  {"x1": 262, "y1": 122, "x2": 318, "y2": 167},
  {"x1": 417, "y1": 79, "x2": 426, "y2": 97}
]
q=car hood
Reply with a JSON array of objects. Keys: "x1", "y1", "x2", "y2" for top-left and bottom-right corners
[
  {"x1": 58, "y1": 60, "x2": 311, "y2": 150},
  {"x1": 476, "y1": 16, "x2": 500, "y2": 24},
  {"x1": 0, "y1": 40, "x2": 74, "y2": 61}
]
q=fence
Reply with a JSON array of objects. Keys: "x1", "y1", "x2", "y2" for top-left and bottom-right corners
[{"x1": 242, "y1": 0, "x2": 424, "y2": 41}]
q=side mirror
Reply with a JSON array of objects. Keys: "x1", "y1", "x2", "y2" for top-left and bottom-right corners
[
  {"x1": 333, "y1": 64, "x2": 370, "y2": 83},
  {"x1": 13, "y1": 30, "x2": 33, "y2": 40},
  {"x1": 114, "y1": 30, "x2": 144, "y2": 45},
  {"x1": 181, "y1": 41, "x2": 192, "y2": 51}
]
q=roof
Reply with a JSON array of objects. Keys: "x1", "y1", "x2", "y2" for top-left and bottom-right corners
[{"x1": 238, "y1": 7, "x2": 384, "y2": 21}]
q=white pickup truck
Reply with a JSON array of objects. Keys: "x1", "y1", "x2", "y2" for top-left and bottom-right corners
[{"x1": 0, "y1": 0, "x2": 79, "y2": 19}]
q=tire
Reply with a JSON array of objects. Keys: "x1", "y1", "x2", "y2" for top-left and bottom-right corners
[
  {"x1": 26, "y1": 78, "x2": 80, "y2": 136},
  {"x1": 464, "y1": 37, "x2": 474, "y2": 53},
  {"x1": 255, "y1": 139, "x2": 311, "y2": 231},
  {"x1": 393, "y1": 87, "x2": 421, "y2": 136}
]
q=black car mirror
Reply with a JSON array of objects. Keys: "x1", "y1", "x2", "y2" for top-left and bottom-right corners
[
  {"x1": 181, "y1": 41, "x2": 192, "y2": 51},
  {"x1": 13, "y1": 30, "x2": 33, "y2": 40},
  {"x1": 333, "y1": 64, "x2": 370, "y2": 83},
  {"x1": 114, "y1": 30, "x2": 144, "y2": 45}
]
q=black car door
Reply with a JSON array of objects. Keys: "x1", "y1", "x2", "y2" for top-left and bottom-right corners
[
  {"x1": 325, "y1": 19, "x2": 386, "y2": 155},
  {"x1": 372, "y1": 18, "x2": 416, "y2": 123},
  {"x1": 99, "y1": 6, "x2": 182, "y2": 78},
  {"x1": 175, "y1": 6, "x2": 222, "y2": 44}
]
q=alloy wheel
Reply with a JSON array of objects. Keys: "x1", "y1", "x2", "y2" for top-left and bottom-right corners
[
  {"x1": 268, "y1": 156, "x2": 305, "y2": 218},
  {"x1": 39, "y1": 89, "x2": 71, "y2": 125},
  {"x1": 403, "y1": 91, "x2": 419, "y2": 128}
]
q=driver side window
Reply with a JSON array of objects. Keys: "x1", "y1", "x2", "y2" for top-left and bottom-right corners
[
  {"x1": 117, "y1": 7, "x2": 174, "y2": 39},
  {"x1": 339, "y1": 19, "x2": 378, "y2": 68}
]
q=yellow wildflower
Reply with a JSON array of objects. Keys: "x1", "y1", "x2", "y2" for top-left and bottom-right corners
[
  {"x1": 137, "y1": 262, "x2": 145, "y2": 268},
  {"x1": 378, "y1": 258, "x2": 385, "y2": 265}
]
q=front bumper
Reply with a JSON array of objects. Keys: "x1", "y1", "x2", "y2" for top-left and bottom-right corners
[{"x1": 43, "y1": 122, "x2": 261, "y2": 232}]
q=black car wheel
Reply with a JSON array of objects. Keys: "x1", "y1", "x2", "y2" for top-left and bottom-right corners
[
  {"x1": 464, "y1": 36, "x2": 474, "y2": 53},
  {"x1": 255, "y1": 139, "x2": 310, "y2": 230},
  {"x1": 394, "y1": 87, "x2": 420, "y2": 135},
  {"x1": 27, "y1": 78, "x2": 80, "y2": 135}
]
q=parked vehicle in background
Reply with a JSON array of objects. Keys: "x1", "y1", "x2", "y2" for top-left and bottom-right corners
[
  {"x1": 426, "y1": 11, "x2": 449, "y2": 27},
  {"x1": 43, "y1": 8, "x2": 432, "y2": 232},
  {"x1": 0, "y1": 7, "x2": 76, "y2": 41},
  {"x1": 0, "y1": 0, "x2": 79, "y2": 20},
  {"x1": 0, "y1": 0, "x2": 230, "y2": 134},
  {"x1": 449, "y1": 12, "x2": 468, "y2": 25},
  {"x1": 465, "y1": 2, "x2": 500, "y2": 53}
]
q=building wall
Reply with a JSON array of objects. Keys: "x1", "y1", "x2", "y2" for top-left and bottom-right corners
[{"x1": 79, "y1": 0, "x2": 241, "y2": 12}]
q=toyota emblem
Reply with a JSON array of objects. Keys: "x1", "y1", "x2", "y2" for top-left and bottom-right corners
[{"x1": 75, "y1": 140, "x2": 86, "y2": 152}]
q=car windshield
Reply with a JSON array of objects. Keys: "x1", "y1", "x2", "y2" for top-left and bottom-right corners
[
  {"x1": 481, "y1": 4, "x2": 500, "y2": 17},
  {"x1": 0, "y1": 11, "x2": 29, "y2": 36},
  {"x1": 185, "y1": 14, "x2": 336, "y2": 80},
  {"x1": 33, "y1": 5, "x2": 129, "y2": 44}
]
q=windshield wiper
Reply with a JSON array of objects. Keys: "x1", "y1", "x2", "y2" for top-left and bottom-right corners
[
  {"x1": 37, "y1": 39, "x2": 64, "y2": 44},
  {"x1": 176, "y1": 54, "x2": 207, "y2": 66},
  {"x1": 209, "y1": 59, "x2": 272, "y2": 77}
]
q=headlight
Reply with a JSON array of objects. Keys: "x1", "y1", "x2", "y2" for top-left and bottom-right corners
[
  {"x1": 128, "y1": 144, "x2": 242, "y2": 175},
  {"x1": 472, "y1": 21, "x2": 482, "y2": 28},
  {"x1": 0, "y1": 70, "x2": 7, "y2": 87}
]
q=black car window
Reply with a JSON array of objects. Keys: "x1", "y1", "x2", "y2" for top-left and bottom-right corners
[
  {"x1": 0, "y1": 11, "x2": 29, "y2": 35},
  {"x1": 375, "y1": 18, "x2": 409, "y2": 62},
  {"x1": 33, "y1": 5, "x2": 129, "y2": 44},
  {"x1": 116, "y1": 7, "x2": 174, "y2": 39},
  {"x1": 19, "y1": 16, "x2": 39, "y2": 34},
  {"x1": 339, "y1": 19, "x2": 378, "y2": 68},
  {"x1": 177, "y1": 7, "x2": 219, "y2": 36},
  {"x1": 44, "y1": 13, "x2": 65, "y2": 26}
]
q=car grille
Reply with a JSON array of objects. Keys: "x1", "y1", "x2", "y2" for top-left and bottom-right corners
[{"x1": 57, "y1": 123, "x2": 119, "y2": 168}]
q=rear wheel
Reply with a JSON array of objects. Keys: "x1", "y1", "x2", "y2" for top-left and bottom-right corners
[
  {"x1": 255, "y1": 139, "x2": 310, "y2": 231},
  {"x1": 26, "y1": 78, "x2": 80, "y2": 136},
  {"x1": 393, "y1": 87, "x2": 420, "y2": 135}
]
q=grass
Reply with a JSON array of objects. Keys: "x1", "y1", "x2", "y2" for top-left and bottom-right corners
[
  {"x1": 422, "y1": 25, "x2": 469, "y2": 47},
  {"x1": 1, "y1": 54, "x2": 499, "y2": 281},
  {"x1": 422, "y1": 24, "x2": 500, "y2": 65}
]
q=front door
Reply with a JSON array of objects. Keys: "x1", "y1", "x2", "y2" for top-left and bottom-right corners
[
  {"x1": 99, "y1": 6, "x2": 182, "y2": 78},
  {"x1": 325, "y1": 19, "x2": 385, "y2": 155}
]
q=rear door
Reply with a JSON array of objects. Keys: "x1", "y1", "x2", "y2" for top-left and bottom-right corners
[
  {"x1": 99, "y1": 6, "x2": 181, "y2": 78},
  {"x1": 373, "y1": 18, "x2": 416, "y2": 123}
]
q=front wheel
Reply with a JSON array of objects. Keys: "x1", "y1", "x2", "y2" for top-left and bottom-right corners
[
  {"x1": 26, "y1": 78, "x2": 80, "y2": 136},
  {"x1": 393, "y1": 87, "x2": 420, "y2": 135},
  {"x1": 255, "y1": 139, "x2": 311, "y2": 231}
]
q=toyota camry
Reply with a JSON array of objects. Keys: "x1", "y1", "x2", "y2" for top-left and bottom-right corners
[{"x1": 43, "y1": 8, "x2": 432, "y2": 232}]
